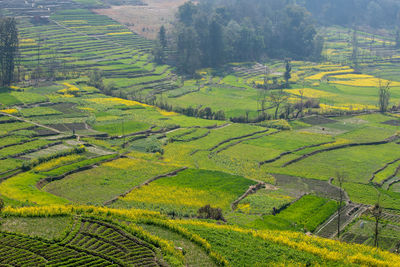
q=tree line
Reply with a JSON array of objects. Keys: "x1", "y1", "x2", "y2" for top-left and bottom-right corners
[
  {"x1": 302, "y1": 0, "x2": 400, "y2": 29},
  {"x1": 157, "y1": 0, "x2": 323, "y2": 75}
]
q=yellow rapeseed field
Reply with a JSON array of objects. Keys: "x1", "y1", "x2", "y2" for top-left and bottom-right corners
[
  {"x1": 0, "y1": 109, "x2": 18, "y2": 114},
  {"x1": 285, "y1": 88, "x2": 337, "y2": 98},
  {"x1": 330, "y1": 78, "x2": 400, "y2": 87},
  {"x1": 333, "y1": 74, "x2": 374, "y2": 79},
  {"x1": 33, "y1": 154, "x2": 85, "y2": 172},
  {"x1": 319, "y1": 103, "x2": 377, "y2": 111},
  {"x1": 176, "y1": 220, "x2": 400, "y2": 266},
  {"x1": 123, "y1": 184, "x2": 232, "y2": 209},
  {"x1": 87, "y1": 97, "x2": 151, "y2": 108},
  {"x1": 305, "y1": 69, "x2": 354, "y2": 80},
  {"x1": 106, "y1": 32, "x2": 133, "y2": 35}
]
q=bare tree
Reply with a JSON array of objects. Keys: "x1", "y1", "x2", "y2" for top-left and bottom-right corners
[
  {"x1": 372, "y1": 193, "x2": 383, "y2": 248},
  {"x1": 378, "y1": 80, "x2": 391, "y2": 113},
  {"x1": 336, "y1": 172, "x2": 346, "y2": 238},
  {"x1": 268, "y1": 88, "x2": 289, "y2": 120}
]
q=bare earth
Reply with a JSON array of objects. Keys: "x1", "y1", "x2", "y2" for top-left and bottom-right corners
[{"x1": 94, "y1": 0, "x2": 187, "y2": 39}]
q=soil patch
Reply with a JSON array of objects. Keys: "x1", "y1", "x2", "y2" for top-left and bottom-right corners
[
  {"x1": 94, "y1": 0, "x2": 188, "y2": 39},
  {"x1": 382, "y1": 120, "x2": 400, "y2": 126},
  {"x1": 273, "y1": 174, "x2": 344, "y2": 201},
  {"x1": 301, "y1": 116, "x2": 337, "y2": 125}
]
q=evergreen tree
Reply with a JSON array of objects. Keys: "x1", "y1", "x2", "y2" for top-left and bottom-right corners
[
  {"x1": 284, "y1": 60, "x2": 292, "y2": 88},
  {"x1": 0, "y1": 17, "x2": 19, "y2": 87},
  {"x1": 158, "y1": 25, "x2": 167, "y2": 48}
]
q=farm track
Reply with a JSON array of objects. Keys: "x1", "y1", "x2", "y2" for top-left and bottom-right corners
[
  {"x1": 259, "y1": 140, "x2": 335, "y2": 166},
  {"x1": 315, "y1": 203, "x2": 369, "y2": 239},
  {"x1": 231, "y1": 182, "x2": 266, "y2": 211},
  {"x1": 0, "y1": 112, "x2": 61, "y2": 134},
  {"x1": 282, "y1": 134, "x2": 400, "y2": 167},
  {"x1": 103, "y1": 167, "x2": 188, "y2": 205}
]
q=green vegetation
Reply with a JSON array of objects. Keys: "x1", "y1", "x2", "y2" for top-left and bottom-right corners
[
  {"x1": 114, "y1": 169, "x2": 256, "y2": 216},
  {"x1": 0, "y1": 0, "x2": 400, "y2": 265},
  {"x1": 250, "y1": 195, "x2": 338, "y2": 232}
]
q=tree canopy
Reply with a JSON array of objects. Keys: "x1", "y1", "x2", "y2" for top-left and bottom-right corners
[{"x1": 170, "y1": 0, "x2": 323, "y2": 75}]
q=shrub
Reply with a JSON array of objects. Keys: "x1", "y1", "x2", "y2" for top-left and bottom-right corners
[{"x1": 198, "y1": 205, "x2": 225, "y2": 221}]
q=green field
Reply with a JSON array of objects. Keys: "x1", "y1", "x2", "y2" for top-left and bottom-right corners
[{"x1": 0, "y1": 0, "x2": 400, "y2": 265}]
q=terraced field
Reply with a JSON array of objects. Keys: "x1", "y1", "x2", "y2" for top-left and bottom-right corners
[
  {"x1": 0, "y1": 216, "x2": 160, "y2": 266},
  {"x1": 0, "y1": 0, "x2": 400, "y2": 265}
]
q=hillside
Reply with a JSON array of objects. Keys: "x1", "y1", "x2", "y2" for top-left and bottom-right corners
[{"x1": 0, "y1": 0, "x2": 400, "y2": 266}]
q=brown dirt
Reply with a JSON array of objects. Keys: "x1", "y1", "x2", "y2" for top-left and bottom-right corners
[{"x1": 94, "y1": 0, "x2": 188, "y2": 39}]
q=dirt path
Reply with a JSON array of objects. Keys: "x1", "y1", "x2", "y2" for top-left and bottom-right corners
[
  {"x1": 0, "y1": 111, "x2": 61, "y2": 134},
  {"x1": 231, "y1": 182, "x2": 266, "y2": 211}
]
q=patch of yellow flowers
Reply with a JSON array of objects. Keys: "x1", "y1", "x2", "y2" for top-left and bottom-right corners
[
  {"x1": 0, "y1": 108, "x2": 18, "y2": 114},
  {"x1": 330, "y1": 77, "x2": 400, "y2": 87},
  {"x1": 87, "y1": 97, "x2": 151, "y2": 108},
  {"x1": 33, "y1": 154, "x2": 84, "y2": 172},
  {"x1": 319, "y1": 103, "x2": 377, "y2": 111},
  {"x1": 58, "y1": 83, "x2": 79, "y2": 97},
  {"x1": 305, "y1": 69, "x2": 354, "y2": 80},
  {"x1": 106, "y1": 32, "x2": 133, "y2": 35},
  {"x1": 176, "y1": 220, "x2": 400, "y2": 266},
  {"x1": 285, "y1": 88, "x2": 337, "y2": 98},
  {"x1": 123, "y1": 184, "x2": 232, "y2": 209},
  {"x1": 3, "y1": 205, "x2": 400, "y2": 266}
]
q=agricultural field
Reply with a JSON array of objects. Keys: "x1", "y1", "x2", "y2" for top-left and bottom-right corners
[{"x1": 0, "y1": 0, "x2": 400, "y2": 265}]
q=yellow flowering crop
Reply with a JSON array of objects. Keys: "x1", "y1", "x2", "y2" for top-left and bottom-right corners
[
  {"x1": 333, "y1": 74, "x2": 374, "y2": 79},
  {"x1": 331, "y1": 78, "x2": 400, "y2": 87},
  {"x1": 123, "y1": 184, "x2": 233, "y2": 209},
  {"x1": 305, "y1": 69, "x2": 354, "y2": 80},
  {"x1": 285, "y1": 88, "x2": 337, "y2": 98},
  {"x1": 0, "y1": 108, "x2": 18, "y2": 114},
  {"x1": 106, "y1": 32, "x2": 133, "y2": 35},
  {"x1": 20, "y1": 38, "x2": 35, "y2": 43},
  {"x1": 87, "y1": 97, "x2": 151, "y2": 108},
  {"x1": 176, "y1": 220, "x2": 400, "y2": 266},
  {"x1": 157, "y1": 108, "x2": 178, "y2": 116},
  {"x1": 102, "y1": 157, "x2": 171, "y2": 170},
  {"x1": 62, "y1": 82, "x2": 79, "y2": 91},
  {"x1": 78, "y1": 107, "x2": 95, "y2": 112},
  {"x1": 33, "y1": 154, "x2": 85, "y2": 172},
  {"x1": 61, "y1": 94, "x2": 74, "y2": 98},
  {"x1": 319, "y1": 103, "x2": 377, "y2": 111}
]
